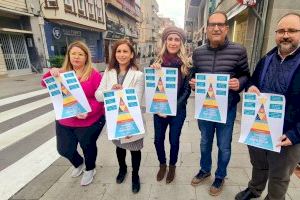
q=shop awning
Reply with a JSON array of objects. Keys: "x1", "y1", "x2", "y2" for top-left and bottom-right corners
[
  {"x1": 0, "y1": 28, "x2": 33, "y2": 34},
  {"x1": 227, "y1": 4, "x2": 247, "y2": 20}
]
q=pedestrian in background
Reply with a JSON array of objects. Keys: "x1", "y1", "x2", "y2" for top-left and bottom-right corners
[
  {"x1": 95, "y1": 39, "x2": 144, "y2": 193},
  {"x1": 151, "y1": 26, "x2": 191, "y2": 184},
  {"x1": 189, "y1": 11, "x2": 250, "y2": 196},
  {"x1": 41, "y1": 41, "x2": 106, "y2": 186},
  {"x1": 235, "y1": 13, "x2": 300, "y2": 200}
]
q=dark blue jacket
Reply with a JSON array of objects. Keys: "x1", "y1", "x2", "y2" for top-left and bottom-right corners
[
  {"x1": 247, "y1": 47, "x2": 300, "y2": 144},
  {"x1": 191, "y1": 38, "x2": 250, "y2": 107}
]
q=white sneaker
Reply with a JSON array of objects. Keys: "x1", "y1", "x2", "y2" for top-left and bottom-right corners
[
  {"x1": 71, "y1": 163, "x2": 84, "y2": 178},
  {"x1": 81, "y1": 169, "x2": 96, "y2": 186}
]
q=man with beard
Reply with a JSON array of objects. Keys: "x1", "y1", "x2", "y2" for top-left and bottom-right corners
[{"x1": 235, "y1": 13, "x2": 300, "y2": 200}]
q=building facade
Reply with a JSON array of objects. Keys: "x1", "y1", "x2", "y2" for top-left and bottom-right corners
[
  {"x1": 41, "y1": 0, "x2": 106, "y2": 70},
  {"x1": 0, "y1": 0, "x2": 45, "y2": 76},
  {"x1": 185, "y1": 0, "x2": 300, "y2": 72},
  {"x1": 138, "y1": 0, "x2": 160, "y2": 59},
  {"x1": 104, "y1": 0, "x2": 141, "y2": 64}
]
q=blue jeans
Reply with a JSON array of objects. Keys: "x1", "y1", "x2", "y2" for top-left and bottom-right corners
[
  {"x1": 197, "y1": 106, "x2": 237, "y2": 179},
  {"x1": 154, "y1": 107, "x2": 186, "y2": 166}
]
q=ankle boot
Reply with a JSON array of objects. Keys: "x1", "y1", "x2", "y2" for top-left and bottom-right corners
[
  {"x1": 166, "y1": 165, "x2": 176, "y2": 184},
  {"x1": 156, "y1": 164, "x2": 167, "y2": 181},
  {"x1": 116, "y1": 167, "x2": 127, "y2": 184},
  {"x1": 132, "y1": 174, "x2": 140, "y2": 193}
]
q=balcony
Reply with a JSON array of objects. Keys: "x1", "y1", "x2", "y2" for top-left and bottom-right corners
[{"x1": 106, "y1": 0, "x2": 141, "y2": 22}]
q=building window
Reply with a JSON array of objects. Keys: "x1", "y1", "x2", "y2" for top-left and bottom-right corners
[
  {"x1": 45, "y1": 0, "x2": 58, "y2": 8},
  {"x1": 96, "y1": 0, "x2": 103, "y2": 22},
  {"x1": 64, "y1": 0, "x2": 72, "y2": 6},
  {"x1": 88, "y1": 0, "x2": 95, "y2": 19},
  {"x1": 78, "y1": 0, "x2": 86, "y2": 16},
  {"x1": 64, "y1": 0, "x2": 76, "y2": 15}
]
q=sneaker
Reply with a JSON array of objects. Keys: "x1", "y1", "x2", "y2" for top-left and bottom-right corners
[
  {"x1": 235, "y1": 188, "x2": 260, "y2": 200},
  {"x1": 71, "y1": 163, "x2": 84, "y2": 178},
  {"x1": 80, "y1": 169, "x2": 96, "y2": 186},
  {"x1": 191, "y1": 170, "x2": 211, "y2": 186},
  {"x1": 209, "y1": 178, "x2": 224, "y2": 196},
  {"x1": 116, "y1": 168, "x2": 127, "y2": 184},
  {"x1": 132, "y1": 174, "x2": 140, "y2": 193}
]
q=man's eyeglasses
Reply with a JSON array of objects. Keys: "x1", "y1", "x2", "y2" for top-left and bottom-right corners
[
  {"x1": 207, "y1": 23, "x2": 227, "y2": 29},
  {"x1": 275, "y1": 29, "x2": 300, "y2": 36}
]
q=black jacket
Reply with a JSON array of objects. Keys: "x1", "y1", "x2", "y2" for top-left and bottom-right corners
[
  {"x1": 191, "y1": 38, "x2": 250, "y2": 107},
  {"x1": 177, "y1": 72, "x2": 191, "y2": 110},
  {"x1": 150, "y1": 58, "x2": 191, "y2": 111},
  {"x1": 247, "y1": 47, "x2": 300, "y2": 144}
]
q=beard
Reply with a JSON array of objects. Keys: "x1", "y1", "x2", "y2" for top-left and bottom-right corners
[{"x1": 277, "y1": 40, "x2": 298, "y2": 55}]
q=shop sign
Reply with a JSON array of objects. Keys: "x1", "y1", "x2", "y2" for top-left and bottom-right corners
[
  {"x1": 52, "y1": 27, "x2": 82, "y2": 39},
  {"x1": 53, "y1": 27, "x2": 62, "y2": 39},
  {"x1": 106, "y1": 19, "x2": 125, "y2": 36},
  {"x1": 62, "y1": 29, "x2": 81, "y2": 37}
]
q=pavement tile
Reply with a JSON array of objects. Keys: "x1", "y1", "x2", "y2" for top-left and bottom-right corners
[
  {"x1": 195, "y1": 185, "x2": 240, "y2": 200},
  {"x1": 101, "y1": 183, "x2": 151, "y2": 200},
  {"x1": 40, "y1": 182, "x2": 106, "y2": 200},
  {"x1": 149, "y1": 184, "x2": 197, "y2": 200}
]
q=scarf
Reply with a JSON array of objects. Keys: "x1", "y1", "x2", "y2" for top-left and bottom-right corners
[{"x1": 161, "y1": 53, "x2": 183, "y2": 92}]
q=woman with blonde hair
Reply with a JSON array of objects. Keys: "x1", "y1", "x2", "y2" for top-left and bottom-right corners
[
  {"x1": 41, "y1": 41, "x2": 105, "y2": 186},
  {"x1": 151, "y1": 26, "x2": 191, "y2": 183},
  {"x1": 95, "y1": 39, "x2": 144, "y2": 193}
]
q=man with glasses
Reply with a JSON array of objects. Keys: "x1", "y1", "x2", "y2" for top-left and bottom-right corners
[
  {"x1": 189, "y1": 11, "x2": 250, "y2": 196},
  {"x1": 235, "y1": 13, "x2": 300, "y2": 200}
]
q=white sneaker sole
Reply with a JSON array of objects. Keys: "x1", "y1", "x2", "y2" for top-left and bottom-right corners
[
  {"x1": 71, "y1": 166, "x2": 84, "y2": 178},
  {"x1": 81, "y1": 170, "x2": 96, "y2": 186}
]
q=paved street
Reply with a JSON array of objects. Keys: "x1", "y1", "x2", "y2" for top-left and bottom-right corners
[{"x1": 0, "y1": 73, "x2": 299, "y2": 200}]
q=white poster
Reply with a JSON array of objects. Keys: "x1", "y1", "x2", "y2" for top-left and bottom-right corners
[
  {"x1": 239, "y1": 93, "x2": 286, "y2": 152},
  {"x1": 195, "y1": 73, "x2": 229, "y2": 123},
  {"x1": 144, "y1": 67, "x2": 178, "y2": 116},
  {"x1": 43, "y1": 71, "x2": 91, "y2": 120},
  {"x1": 103, "y1": 88, "x2": 145, "y2": 140}
]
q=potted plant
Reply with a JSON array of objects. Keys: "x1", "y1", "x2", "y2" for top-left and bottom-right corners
[{"x1": 49, "y1": 55, "x2": 65, "y2": 68}]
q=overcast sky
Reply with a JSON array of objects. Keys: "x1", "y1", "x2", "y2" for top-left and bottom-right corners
[{"x1": 156, "y1": 0, "x2": 185, "y2": 28}]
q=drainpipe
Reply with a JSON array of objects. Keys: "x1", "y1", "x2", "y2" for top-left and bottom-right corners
[{"x1": 249, "y1": 0, "x2": 269, "y2": 73}]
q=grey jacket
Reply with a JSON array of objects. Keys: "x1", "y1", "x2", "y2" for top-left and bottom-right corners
[{"x1": 191, "y1": 38, "x2": 250, "y2": 107}]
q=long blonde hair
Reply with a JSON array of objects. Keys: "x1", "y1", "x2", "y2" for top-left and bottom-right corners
[
  {"x1": 61, "y1": 41, "x2": 93, "y2": 81},
  {"x1": 154, "y1": 40, "x2": 190, "y2": 76}
]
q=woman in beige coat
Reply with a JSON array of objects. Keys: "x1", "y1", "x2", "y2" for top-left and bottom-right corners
[{"x1": 95, "y1": 39, "x2": 144, "y2": 193}]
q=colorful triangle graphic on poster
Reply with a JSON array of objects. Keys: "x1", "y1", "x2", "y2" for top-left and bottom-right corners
[
  {"x1": 115, "y1": 97, "x2": 140, "y2": 138},
  {"x1": 61, "y1": 83, "x2": 87, "y2": 118},
  {"x1": 199, "y1": 83, "x2": 221, "y2": 121},
  {"x1": 150, "y1": 77, "x2": 172, "y2": 114},
  {"x1": 244, "y1": 100, "x2": 273, "y2": 150}
]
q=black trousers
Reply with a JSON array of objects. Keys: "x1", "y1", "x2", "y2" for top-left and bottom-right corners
[
  {"x1": 248, "y1": 144, "x2": 300, "y2": 200},
  {"x1": 116, "y1": 146, "x2": 141, "y2": 176},
  {"x1": 55, "y1": 116, "x2": 105, "y2": 171}
]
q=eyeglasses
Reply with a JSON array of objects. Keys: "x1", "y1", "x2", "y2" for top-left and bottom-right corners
[
  {"x1": 275, "y1": 29, "x2": 300, "y2": 36},
  {"x1": 207, "y1": 23, "x2": 227, "y2": 29}
]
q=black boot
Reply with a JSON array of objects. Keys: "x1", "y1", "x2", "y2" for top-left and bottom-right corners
[
  {"x1": 132, "y1": 174, "x2": 140, "y2": 193},
  {"x1": 116, "y1": 167, "x2": 127, "y2": 184},
  {"x1": 235, "y1": 188, "x2": 260, "y2": 200}
]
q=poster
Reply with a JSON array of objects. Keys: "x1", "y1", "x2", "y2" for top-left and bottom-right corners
[
  {"x1": 43, "y1": 71, "x2": 91, "y2": 120},
  {"x1": 103, "y1": 88, "x2": 145, "y2": 140},
  {"x1": 195, "y1": 73, "x2": 229, "y2": 123},
  {"x1": 144, "y1": 67, "x2": 178, "y2": 116},
  {"x1": 239, "y1": 93, "x2": 286, "y2": 152}
]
